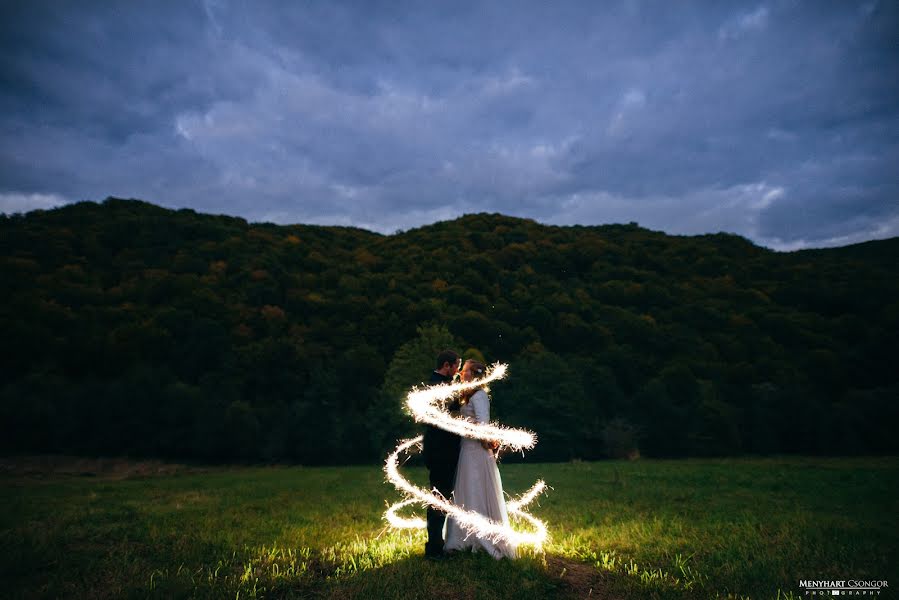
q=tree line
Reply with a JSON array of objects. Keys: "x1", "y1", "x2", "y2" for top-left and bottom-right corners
[{"x1": 1, "y1": 197, "x2": 897, "y2": 463}]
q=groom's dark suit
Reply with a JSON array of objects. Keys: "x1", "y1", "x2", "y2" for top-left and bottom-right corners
[{"x1": 422, "y1": 370, "x2": 461, "y2": 557}]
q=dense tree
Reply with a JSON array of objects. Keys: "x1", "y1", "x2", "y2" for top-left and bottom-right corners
[
  {"x1": 1, "y1": 198, "x2": 897, "y2": 462},
  {"x1": 370, "y1": 323, "x2": 463, "y2": 457}
]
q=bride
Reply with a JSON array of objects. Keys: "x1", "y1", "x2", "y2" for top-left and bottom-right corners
[{"x1": 444, "y1": 359, "x2": 518, "y2": 559}]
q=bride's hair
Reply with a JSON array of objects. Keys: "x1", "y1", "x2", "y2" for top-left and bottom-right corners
[{"x1": 459, "y1": 359, "x2": 487, "y2": 405}]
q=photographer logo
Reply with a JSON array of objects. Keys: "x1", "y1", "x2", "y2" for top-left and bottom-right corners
[{"x1": 798, "y1": 580, "x2": 888, "y2": 596}]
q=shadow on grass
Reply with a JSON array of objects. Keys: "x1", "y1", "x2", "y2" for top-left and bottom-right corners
[
  {"x1": 277, "y1": 550, "x2": 621, "y2": 600},
  {"x1": 232, "y1": 539, "x2": 702, "y2": 600},
  {"x1": 3, "y1": 515, "x2": 731, "y2": 600},
  {"x1": 321, "y1": 553, "x2": 715, "y2": 600}
]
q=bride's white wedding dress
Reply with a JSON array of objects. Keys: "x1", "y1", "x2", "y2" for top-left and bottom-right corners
[{"x1": 444, "y1": 389, "x2": 518, "y2": 559}]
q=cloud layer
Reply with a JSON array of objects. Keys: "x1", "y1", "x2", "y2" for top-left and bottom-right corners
[{"x1": 2, "y1": 1, "x2": 897, "y2": 249}]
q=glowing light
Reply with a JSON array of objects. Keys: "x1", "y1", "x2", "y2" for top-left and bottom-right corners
[{"x1": 383, "y1": 363, "x2": 549, "y2": 549}]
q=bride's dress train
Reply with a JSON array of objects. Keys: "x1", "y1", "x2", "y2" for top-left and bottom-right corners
[{"x1": 444, "y1": 389, "x2": 518, "y2": 559}]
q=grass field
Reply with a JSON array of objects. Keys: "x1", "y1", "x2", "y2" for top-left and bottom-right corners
[{"x1": 1, "y1": 456, "x2": 896, "y2": 599}]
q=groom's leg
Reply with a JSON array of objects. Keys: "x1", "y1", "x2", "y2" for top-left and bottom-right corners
[{"x1": 425, "y1": 463, "x2": 454, "y2": 556}]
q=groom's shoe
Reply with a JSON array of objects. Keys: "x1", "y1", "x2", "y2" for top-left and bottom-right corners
[
  {"x1": 425, "y1": 550, "x2": 447, "y2": 561},
  {"x1": 424, "y1": 541, "x2": 444, "y2": 560}
]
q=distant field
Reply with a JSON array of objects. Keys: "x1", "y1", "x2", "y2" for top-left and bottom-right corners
[{"x1": 1, "y1": 456, "x2": 896, "y2": 599}]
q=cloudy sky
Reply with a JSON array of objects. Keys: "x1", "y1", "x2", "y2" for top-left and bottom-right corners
[{"x1": 1, "y1": 1, "x2": 897, "y2": 249}]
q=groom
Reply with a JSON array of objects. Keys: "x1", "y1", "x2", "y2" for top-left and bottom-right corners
[{"x1": 422, "y1": 349, "x2": 462, "y2": 559}]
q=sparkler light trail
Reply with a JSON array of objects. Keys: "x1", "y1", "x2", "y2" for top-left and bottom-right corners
[{"x1": 383, "y1": 363, "x2": 549, "y2": 549}]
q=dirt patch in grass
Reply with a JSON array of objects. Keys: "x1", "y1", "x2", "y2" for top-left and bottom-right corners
[{"x1": 547, "y1": 555, "x2": 620, "y2": 599}]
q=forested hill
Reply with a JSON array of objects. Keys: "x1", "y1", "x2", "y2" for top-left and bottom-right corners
[{"x1": 2, "y1": 197, "x2": 897, "y2": 463}]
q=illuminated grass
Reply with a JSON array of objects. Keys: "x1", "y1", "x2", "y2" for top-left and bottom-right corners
[{"x1": 1, "y1": 457, "x2": 896, "y2": 599}]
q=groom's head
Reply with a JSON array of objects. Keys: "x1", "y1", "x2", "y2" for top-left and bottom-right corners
[{"x1": 435, "y1": 350, "x2": 461, "y2": 377}]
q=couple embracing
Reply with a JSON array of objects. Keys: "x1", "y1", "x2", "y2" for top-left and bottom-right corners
[{"x1": 422, "y1": 349, "x2": 517, "y2": 561}]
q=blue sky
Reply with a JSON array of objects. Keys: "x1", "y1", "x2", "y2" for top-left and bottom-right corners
[{"x1": 1, "y1": 0, "x2": 897, "y2": 249}]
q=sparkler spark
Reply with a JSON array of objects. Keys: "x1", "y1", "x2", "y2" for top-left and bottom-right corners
[{"x1": 383, "y1": 363, "x2": 549, "y2": 549}]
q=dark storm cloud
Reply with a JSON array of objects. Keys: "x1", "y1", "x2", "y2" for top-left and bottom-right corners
[{"x1": 1, "y1": 0, "x2": 897, "y2": 248}]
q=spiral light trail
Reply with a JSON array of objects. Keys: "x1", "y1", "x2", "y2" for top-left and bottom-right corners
[{"x1": 383, "y1": 363, "x2": 549, "y2": 549}]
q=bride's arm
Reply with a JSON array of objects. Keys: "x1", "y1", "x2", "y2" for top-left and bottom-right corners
[
  {"x1": 472, "y1": 390, "x2": 489, "y2": 423},
  {"x1": 472, "y1": 391, "x2": 499, "y2": 451}
]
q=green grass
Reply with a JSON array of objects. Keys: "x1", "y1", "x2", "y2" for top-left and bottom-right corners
[{"x1": 1, "y1": 457, "x2": 896, "y2": 599}]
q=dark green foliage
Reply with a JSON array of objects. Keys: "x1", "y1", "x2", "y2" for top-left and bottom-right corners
[
  {"x1": 1, "y1": 197, "x2": 897, "y2": 462},
  {"x1": 370, "y1": 323, "x2": 462, "y2": 457}
]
